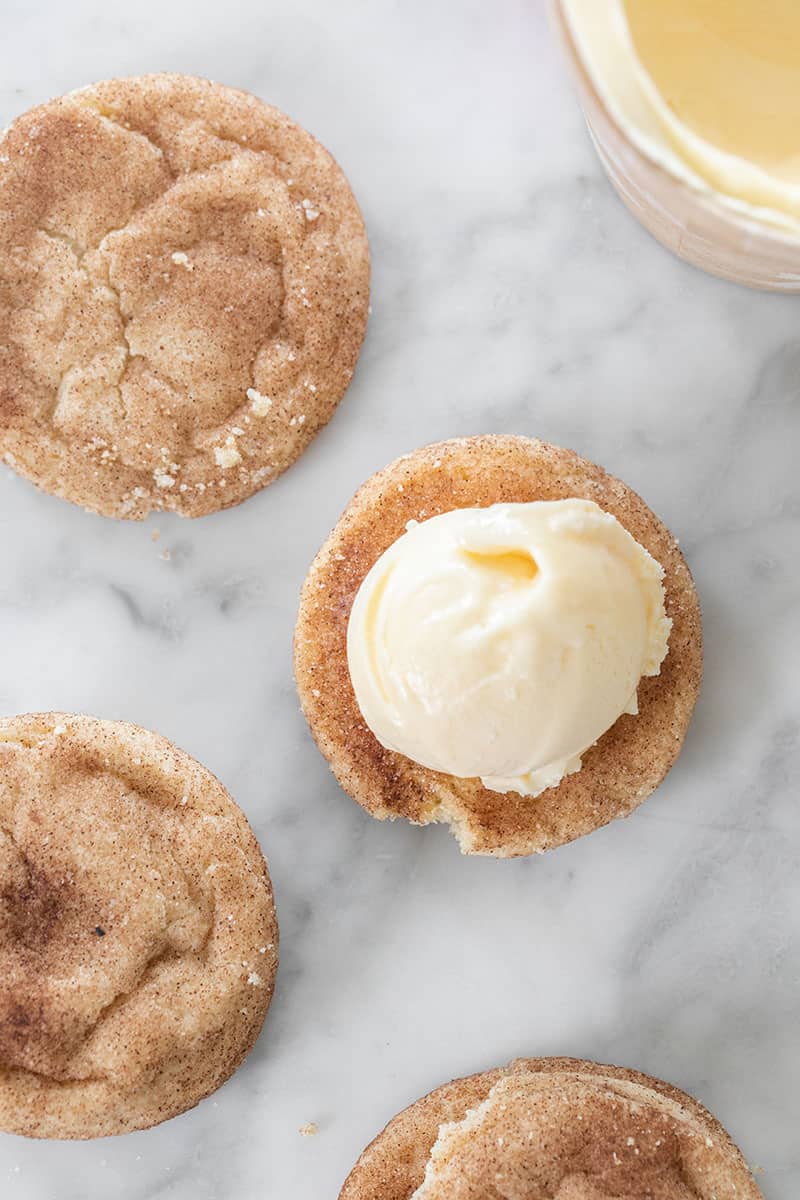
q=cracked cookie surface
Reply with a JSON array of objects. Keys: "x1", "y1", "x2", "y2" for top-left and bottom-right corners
[
  {"x1": 340, "y1": 1058, "x2": 763, "y2": 1200},
  {"x1": 0, "y1": 712, "x2": 278, "y2": 1138},
  {"x1": 0, "y1": 73, "x2": 370, "y2": 518}
]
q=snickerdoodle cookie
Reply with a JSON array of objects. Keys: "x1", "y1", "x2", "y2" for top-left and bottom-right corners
[
  {"x1": 340, "y1": 1058, "x2": 763, "y2": 1200},
  {"x1": 0, "y1": 713, "x2": 278, "y2": 1138},
  {"x1": 294, "y1": 435, "x2": 702, "y2": 856},
  {"x1": 0, "y1": 73, "x2": 369, "y2": 518}
]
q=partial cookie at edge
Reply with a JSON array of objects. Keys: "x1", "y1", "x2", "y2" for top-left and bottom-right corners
[
  {"x1": 339, "y1": 1058, "x2": 763, "y2": 1200},
  {"x1": 0, "y1": 712, "x2": 278, "y2": 1138}
]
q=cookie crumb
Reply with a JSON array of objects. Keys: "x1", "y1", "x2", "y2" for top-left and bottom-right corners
[
  {"x1": 299, "y1": 1122, "x2": 318, "y2": 1137},
  {"x1": 214, "y1": 438, "x2": 242, "y2": 469},
  {"x1": 247, "y1": 387, "x2": 273, "y2": 416}
]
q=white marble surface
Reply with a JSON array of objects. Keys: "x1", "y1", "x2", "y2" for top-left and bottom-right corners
[{"x1": 1, "y1": 2, "x2": 799, "y2": 1196}]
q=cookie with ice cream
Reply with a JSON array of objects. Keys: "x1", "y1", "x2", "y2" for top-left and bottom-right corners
[
  {"x1": 294, "y1": 435, "x2": 702, "y2": 857},
  {"x1": 339, "y1": 1058, "x2": 763, "y2": 1200}
]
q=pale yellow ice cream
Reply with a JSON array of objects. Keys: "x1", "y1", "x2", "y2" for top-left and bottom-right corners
[
  {"x1": 347, "y1": 499, "x2": 671, "y2": 798},
  {"x1": 562, "y1": 0, "x2": 800, "y2": 234}
]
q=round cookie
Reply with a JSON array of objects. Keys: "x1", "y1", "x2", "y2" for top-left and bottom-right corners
[
  {"x1": 0, "y1": 73, "x2": 370, "y2": 518},
  {"x1": 339, "y1": 1058, "x2": 763, "y2": 1200},
  {"x1": 0, "y1": 712, "x2": 278, "y2": 1138},
  {"x1": 294, "y1": 435, "x2": 702, "y2": 856}
]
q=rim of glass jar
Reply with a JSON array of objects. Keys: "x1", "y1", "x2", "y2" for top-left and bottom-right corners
[{"x1": 550, "y1": 0, "x2": 800, "y2": 292}]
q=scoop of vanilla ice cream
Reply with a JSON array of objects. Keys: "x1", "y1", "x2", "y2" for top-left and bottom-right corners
[{"x1": 346, "y1": 499, "x2": 671, "y2": 797}]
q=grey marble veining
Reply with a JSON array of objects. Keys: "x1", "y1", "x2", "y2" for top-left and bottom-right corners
[{"x1": 1, "y1": 1, "x2": 798, "y2": 1196}]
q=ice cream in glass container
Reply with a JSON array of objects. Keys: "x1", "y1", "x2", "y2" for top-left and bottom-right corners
[{"x1": 553, "y1": 0, "x2": 800, "y2": 290}]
